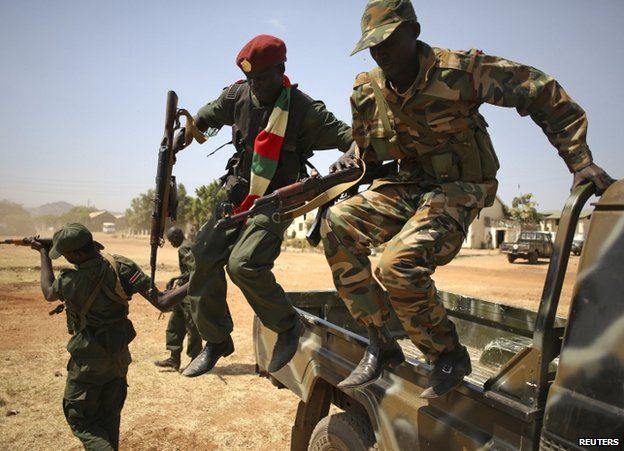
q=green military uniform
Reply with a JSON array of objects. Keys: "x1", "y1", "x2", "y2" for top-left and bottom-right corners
[
  {"x1": 322, "y1": 37, "x2": 593, "y2": 363},
  {"x1": 188, "y1": 81, "x2": 352, "y2": 343},
  {"x1": 53, "y1": 253, "x2": 150, "y2": 450},
  {"x1": 164, "y1": 240, "x2": 202, "y2": 359}
]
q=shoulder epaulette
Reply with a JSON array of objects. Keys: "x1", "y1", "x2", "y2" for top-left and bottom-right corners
[
  {"x1": 434, "y1": 47, "x2": 478, "y2": 73},
  {"x1": 353, "y1": 72, "x2": 370, "y2": 89},
  {"x1": 225, "y1": 81, "x2": 245, "y2": 101}
]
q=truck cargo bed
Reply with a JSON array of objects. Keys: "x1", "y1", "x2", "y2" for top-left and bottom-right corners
[{"x1": 289, "y1": 289, "x2": 565, "y2": 389}]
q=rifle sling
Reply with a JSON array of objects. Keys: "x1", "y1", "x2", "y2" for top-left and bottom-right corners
[
  {"x1": 101, "y1": 253, "x2": 131, "y2": 303},
  {"x1": 281, "y1": 158, "x2": 366, "y2": 220},
  {"x1": 178, "y1": 108, "x2": 209, "y2": 145},
  {"x1": 76, "y1": 264, "x2": 108, "y2": 334},
  {"x1": 74, "y1": 254, "x2": 132, "y2": 334}
]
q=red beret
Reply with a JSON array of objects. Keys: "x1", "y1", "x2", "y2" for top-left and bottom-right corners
[{"x1": 236, "y1": 35, "x2": 287, "y2": 74}]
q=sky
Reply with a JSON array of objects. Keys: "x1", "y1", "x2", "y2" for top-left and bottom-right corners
[{"x1": 1, "y1": 0, "x2": 623, "y2": 213}]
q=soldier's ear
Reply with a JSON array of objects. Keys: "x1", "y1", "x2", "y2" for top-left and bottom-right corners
[{"x1": 276, "y1": 62, "x2": 286, "y2": 76}]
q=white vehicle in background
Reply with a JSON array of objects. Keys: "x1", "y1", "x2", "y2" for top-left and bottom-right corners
[{"x1": 102, "y1": 222, "x2": 116, "y2": 233}]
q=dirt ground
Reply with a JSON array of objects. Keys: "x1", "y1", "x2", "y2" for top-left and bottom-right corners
[{"x1": 0, "y1": 233, "x2": 579, "y2": 450}]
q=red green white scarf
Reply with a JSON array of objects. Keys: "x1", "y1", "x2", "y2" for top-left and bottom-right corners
[{"x1": 235, "y1": 75, "x2": 291, "y2": 213}]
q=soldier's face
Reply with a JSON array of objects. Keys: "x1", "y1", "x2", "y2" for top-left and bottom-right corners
[
  {"x1": 370, "y1": 22, "x2": 419, "y2": 80},
  {"x1": 167, "y1": 236, "x2": 182, "y2": 248},
  {"x1": 63, "y1": 249, "x2": 91, "y2": 264},
  {"x1": 166, "y1": 231, "x2": 183, "y2": 247},
  {"x1": 246, "y1": 65, "x2": 284, "y2": 106}
]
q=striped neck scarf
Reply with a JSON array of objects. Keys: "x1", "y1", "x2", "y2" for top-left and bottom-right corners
[{"x1": 235, "y1": 75, "x2": 291, "y2": 214}]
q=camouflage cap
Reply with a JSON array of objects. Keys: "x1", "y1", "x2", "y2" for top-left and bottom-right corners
[
  {"x1": 49, "y1": 223, "x2": 104, "y2": 260},
  {"x1": 351, "y1": 0, "x2": 418, "y2": 56}
]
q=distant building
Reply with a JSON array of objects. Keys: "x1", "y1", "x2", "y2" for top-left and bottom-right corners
[
  {"x1": 88, "y1": 210, "x2": 117, "y2": 232},
  {"x1": 539, "y1": 209, "x2": 592, "y2": 238},
  {"x1": 286, "y1": 210, "x2": 316, "y2": 240},
  {"x1": 462, "y1": 196, "x2": 509, "y2": 249}
]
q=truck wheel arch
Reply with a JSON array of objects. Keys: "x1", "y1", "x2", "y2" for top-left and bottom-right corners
[
  {"x1": 308, "y1": 411, "x2": 377, "y2": 451},
  {"x1": 291, "y1": 378, "x2": 377, "y2": 450}
]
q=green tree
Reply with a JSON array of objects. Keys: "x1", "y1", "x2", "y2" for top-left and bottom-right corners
[
  {"x1": 509, "y1": 193, "x2": 540, "y2": 225},
  {"x1": 173, "y1": 183, "x2": 192, "y2": 225},
  {"x1": 125, "y1": 183, "x2": 192, "y2": 233},
  {"x1": 0, "y1": 200, "x2": 35, "y2": 235},
  {"x1": 125, "y1": 189, "x2": 154, "y2": 232},
  {"x1": 189, "y1": 181, "x2": 227, "y2": 228}
]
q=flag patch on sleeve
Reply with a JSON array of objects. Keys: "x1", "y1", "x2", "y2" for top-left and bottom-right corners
[{"x1": 129, "y1": 271, "x2": 142, "y2": 284}]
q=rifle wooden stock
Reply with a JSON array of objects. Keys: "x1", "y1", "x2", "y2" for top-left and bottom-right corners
[
  {"x1": 214, "y1": 166, "x2": 363, "y2": 231},
  {"x1": 1, "y1": 237, "x2": 53, "y2": 248},
  {"x1": 150, "y1": 90, "x2": 179, "y2": 294}
]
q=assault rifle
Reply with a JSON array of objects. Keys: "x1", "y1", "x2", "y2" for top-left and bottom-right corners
[
  {"x1": 150, "y1": 91, "x2": 180, "y2": 298},
  {"x1": 306, "y1": 160, "x2": 397, "y2": 246},
  {"x1": 149, "y1": 90, "x2": 215, "y2": 297},
  {"x1": 1, "y1": 237, "x2": 53, "y2": 249},
  {"x1": 214, "y1": 166, "x2": 364, "y2": 231}
]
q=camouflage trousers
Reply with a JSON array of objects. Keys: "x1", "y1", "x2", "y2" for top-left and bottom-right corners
[{"x1": 321, "y1": 182, "x2": 480, "y2": 363}]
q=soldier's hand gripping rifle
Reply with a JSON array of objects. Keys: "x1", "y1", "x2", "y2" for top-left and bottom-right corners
[
  {"x1": 214, "y1": 164, "x2": 366, "y2": 231},
  {"x1": 1, "y1": 237, "x2": 53, "y2": 249}
]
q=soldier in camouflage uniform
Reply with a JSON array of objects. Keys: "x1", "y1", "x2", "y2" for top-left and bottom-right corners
[
  {"x1": 154, "y1": 227, "x2": 202, "y2": 371},
  {"x1": 321, "y1": 0, "x2": 615, "y2": 398},
  {"x1": 176, "y1": 35, "x2": 354, "y2": 378},
  {"x1": 31, "y1": 223, "x2": 184, "y2": 450}
]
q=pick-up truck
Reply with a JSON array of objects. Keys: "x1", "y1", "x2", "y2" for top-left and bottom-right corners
[
  {"x1": 253, "y1": 181, "x2": 624, "y2": 450},
  {"x1": 501, "y1": 231, "x2": 554, "y2": 264}
]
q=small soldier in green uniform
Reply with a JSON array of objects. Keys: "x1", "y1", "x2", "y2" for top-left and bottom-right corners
[
  {"x1": 322, "y1": 0, "x2": 615, "y2": 398},
  {"x1": 154, "y1": 227, "x2": 202, "y2": 370},
  {"x1": 31, "y1": 223, "x2": 183, "y2": 450},
  {"x1": 176, "y1": 35, "x2": 354, "y2": 377}
]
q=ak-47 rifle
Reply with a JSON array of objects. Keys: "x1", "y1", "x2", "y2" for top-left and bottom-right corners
[
  {"x1": 214, "y1": 166, "x2": 365, "y2": 231},
  {"x1": 149, "y1": 91, "x2": 180, "y2": 299},
  {"x1": 1, "y1": 237, "x2": 53, "y2": 249},
  {"x1": 149, "y1": 91, "x2": 216, "y2": 298}
]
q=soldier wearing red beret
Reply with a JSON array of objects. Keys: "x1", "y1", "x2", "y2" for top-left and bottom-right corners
[{"x1": 174, "y1": 34, "x2": 354, "y2": 377}]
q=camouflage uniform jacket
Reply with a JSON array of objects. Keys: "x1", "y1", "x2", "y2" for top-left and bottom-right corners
[
  {"x1": 52, "y1": 254, "x2": 150, "y2": 367},
  {"x1": 352, "y1": 40, "x2": 593, "y2": 208},
  {"x1": 177, "y1": 239, "x2": 194, "y2": 286}
]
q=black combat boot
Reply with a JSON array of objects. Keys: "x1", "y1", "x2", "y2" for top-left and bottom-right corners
[
  {"x1": 154, "y1": 351, "x2": 181, "y2": 371},
  {"x1": 181, "y1": 336, "x2": 234, "y2": 377},
  {"x1": 337, "y1": 324, "x2": 405, "y2": 389},
  {"x1": 267, "y1": 319, "x2": 305, "y2": 373},
  {"x1": 420, "y1": 344, "x2": 472, "y2": 398}
]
